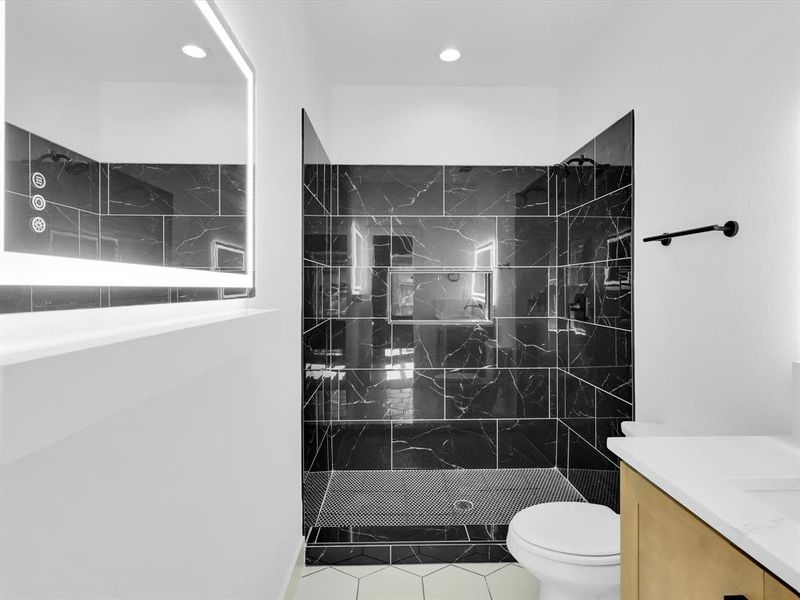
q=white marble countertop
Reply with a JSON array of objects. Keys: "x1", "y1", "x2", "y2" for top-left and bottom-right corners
[{"x1": 607, "y1": 435, "x2": 800, "y2": 592}]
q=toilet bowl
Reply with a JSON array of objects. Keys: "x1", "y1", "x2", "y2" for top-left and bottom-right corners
[{"x1": 507, "y1": 502, "x2": 620, "y2": 600}]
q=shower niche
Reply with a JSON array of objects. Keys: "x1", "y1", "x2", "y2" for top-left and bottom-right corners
[{"x1": 2, "y1": 0, "x2": 254, "y2": 303}]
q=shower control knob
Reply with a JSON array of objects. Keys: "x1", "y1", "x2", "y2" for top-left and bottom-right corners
[
  {"x1": 29, "y1": 216, "x2": 47, "y2": 234},
  {"x1": 30, "y1": 194, "x2": 47, "y2": 211},
  {"x1": 31, "y1": 171, "x2": 47, "y2": 189}
]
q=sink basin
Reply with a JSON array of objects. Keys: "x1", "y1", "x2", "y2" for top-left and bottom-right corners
[{"x1": 726, "y1": 476, "x2": 800, "y2": 522}]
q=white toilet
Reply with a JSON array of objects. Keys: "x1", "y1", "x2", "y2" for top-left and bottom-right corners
[{"x1": 506, "y1": 421, "x2": 677, "y2": 599}]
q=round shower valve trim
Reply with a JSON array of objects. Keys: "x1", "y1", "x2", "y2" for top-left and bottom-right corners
[
  {"x1": 31, "y1": 172, "x2": 47, "y2": 189},
  {"x1": 30, "y1": 194, "x2": 47, "y2": 211},
  {"x1": 29, "y1": 216, "x2": 47, "y2": 234}
]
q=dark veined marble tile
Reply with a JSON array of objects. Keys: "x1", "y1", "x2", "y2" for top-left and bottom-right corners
[
  {"x1": 5, "y1": 122, "x2": 30, "y2": 196},
  {"x1": 596, "y1": 418, "x2": 627, "y2": 463},
  {"x1": 595, "y1": 111, "x2": 633, "y2": 198},
  {"x1": 303, "y1": 265, "x2": 334, "y2": 321},
  {"x1": 391, "y1": 216, "x2": 496, "y2": 268},
  {"x1": 305, "y1": 545, "x2": 391, "y2": 566},
  {"x1": 330, "y1": 216, "x2": 391, "y2": 267},
  {"x1": 558, "y1": 370, "x2": 595, "y2": 418},
  {"x1": 338, "y1": 165, "x2": 443, "y2": 216},
  {"x1": 465, "y1": 524, "x2": 509, "y2": 541},
  {"x1": 567, "y1": 321, "x2": 632, "y2": 368},
  {"x1": 567, "y1": 425, "x2": 617, "y2": 471},
  {"x1": 497, "y1": 217, "x2": 557, "y2": 267},
  {"x1": 330, "y1": 422, "x2": 392, "y2": 470},
  {"x1": 29, "y1": 132, "x2": 99, "y2": 213},
  {"x1": 304, "y1": 369, "x2": 334, "y2": 422},
  {"x1": 0, "y1": 286, "x2": 32, "y2": 313},
  {"x1": 556, "y1": 420, "x2": 569, "y2": 472},
  {"x1": 568, "y1": 366, "x2": 632, "y2": 403},
  {"x1": 166, "y1": 216, "x2": 245, "y2": 270},
  {"x1": 330, "y1": 319, "x2": 391, "y2": 369},
  {"x1": 220, "y1": 164, "x2": 247, "y2": 216},
  {"x1": 335, "y1": 369, "x2": 445, "y2": 420},
  {"x1": 596, "y1": 388, "x2": 633, "y2": 419},
  {"x1": 566, "y1": 197, "x2": 631, "y2": 265},
  {"x1": 108, "y1": 287, "x2": 171, "y2": 307},
  {"x1": 99, "y1": 215, "x2": 164, "y2": 266},
  {"x1": 337, "y1": 267, "x2": 388, "y2": 318},
  {"x1": 392, "y1": 421, "x2": 497, "y2": 469},
  {"x1": 444, "y1": 368, "x2": 549, "y2": 419},
  {"x1": 79, "y1": 212, "x2": 100, "y2": 259},
  {"x1": 304, "y1": 422, "x2": 332, "y2": 473},
  {"x1": 32, "y1": 287, "x2": 103, "y2": 311},
  {"x1": 498, "y1": 419, "x2": 557, "y2": 468},
  {"x1": 494, "y1": 267, "x2": 551, "y2": 318},
  {"x1": 593, "y1": 259, "x2": 631, "y2": 328},
  {"x1": 391, "y1": 544, "x2": 512, "y2": 564},
  {"x1": 109, "y1": 164, "x2": 219, "y2": 215},
  {"x1": 497, "y1": 318, "x2": 556, "y2": 368},
  {"x1": 303, "y1": 320, "x2": 330, "y2": 370},
  {"x1": 562, "y1": 417, "x2": 594, "y2": 444},
  {"x1": 554, "y1": 140, "x2": 595, "y2": 214},
  {"x1": 5, "y1": 191, "x2": 80, "y2": 258},
  {"x1": 559, "y1": 265, "x2": 594, "y2": 321},
  {"x1": 311, "y1": 525, "x2": 470, "y2": 544},
  {"x1": 444, "y1": 166, "x2": 549, "y2": 216},
  {"x1": 393, "y1": 323, "x2": 497, "y2": 370},
  {"x1": 304, "y1": 215, "x2": 330, "y2": 265},
  {"x1": 557, "y1": 214, "x2": 569, "y2": 266},
  {"x1": 303, "y1": 163, "x2": 324, "y2": 215},
  {"x1": 389, "y1": 271, "x2": 490, "y2": 322},
  {"x1": 567, "y1": 468, "x2": 620, "y2": 513}
]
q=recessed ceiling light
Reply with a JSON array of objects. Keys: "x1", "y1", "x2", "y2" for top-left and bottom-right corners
[
  {"x1": 181, "y1": 44, "x2": 208, "y2": 59},
  {"x1": 439, "y1": 48, "x2": 461, "y2": 62}
]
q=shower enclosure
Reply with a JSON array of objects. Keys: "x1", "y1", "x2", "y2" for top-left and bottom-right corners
[{"x1": 301, "y1": 110, "x2": 633, "y2": 565}]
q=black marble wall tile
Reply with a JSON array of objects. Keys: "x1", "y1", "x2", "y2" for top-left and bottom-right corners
[
  {"x1": 497, "y1": 318, "x2": 556, "y2": 367},
  {"x1": 304, "y1": 216, "x2": 330, "y2": 265},
  {"x1": 335, "y1": 369, "x2": 445, "y2": 420},
  {"x1": 444, "y1": 368, "x2": 549, "y2": 419},
  {"x1": 304, "y1": 163, "x2": 324, "y2": 215},
  {"x1": 99, "y1": 215, "x2": 164, "y2": 265},
  {"x1": 329, "y1": 216, "x2": 391, "y2": 267},
  {"x1": 0, "y1": 286, "x2": 32, "y2": 313},
  {"x1": 32, "y1": 286, "x2": 103, "y2": 311},
  {"x1": 596, "y1": 388, "x2": 633, "y2": 419},
  {"x1": 498, "y1": 419, "x2": 557, "y2": 468},
  {"x1": 392, "y1": 421, "x2": 497, "y2": 469},
  {"x1": 305, "y1": 545, "x2": 391, "y2": 566},
  {"x1": 391, "y1": 216, "x2": 496, "y2": 268},
  {"x1": 338, "y1": 165, "x2": 443, "y2": 216},
  {"x1": 494, "y1": 268, "x2": 550, "y2": 318},
  {"x1": 109, "y1": 164, "x2": 220, "y2": 215},
  {"x1": 497, "y1": 217, "x2": 556, "y2": 267},
  {"x1": 108, "y1": 287, "x2": 171, "y2": 307},
  {"x1": 331, "y1": 422, "x2": 392, "y2": 470},
  {"x1": 567, "y1": 468, "x2": 620, "y2": 512},
  {"x1": 166, "y1": 216, "x2": 246, "y2": 270},
  {"x1": 303, "y1": 320, "x2": 330, "y2": 370},
  {"x1": 220, "y1": 164, "x2": 247, "y2": 216},
  {"x1": 555, "y1": 140, "x2": 595, "y2": 214},
  {"x1": 391, "y1": 544, "x2": 512, "y2": 564},
  {"x1": 566, "y1": 205, "x2": 631, "y2": 266},
  {"x1": 595, "y1": 112, "x2": 633, "y2": 198},
  {"x1": 330, "y1": 319, "x2": 391, "y2": 369},
  {"x1": 30, "y1": 133, "x2": 99, "y2": 213},
  {"x1": 337, "y1": 267, "x2": 388, "y2": 318},
  {"x1": 5, "y1": 123, "x2": 29, "y2": 196},
  {"x1": 303, "y1": 265, "x2": 333, "y2": 320},
  {"x1": 567, "y1": 321, "x2": 632, "y2": 368},
  {"x1": 559, "y1": 371, "x2": 595, "y2": 418},
  {"x1": 566, "y1": 423, "x2": 616, "y2": 470},
  {"x1": 5, "y1": 191, "x2": 80, "y2": 258},
  {"x1": 304, "y1": 421, "x2": 330, "y2": 472},
  {"x1": 596, "y1": 418, "x2": 626, "y2": 462},
  {"x1": 556, "y1": 419, "x2": 569, "y2": 472},
  {"x1": 444, "y1": 166, "x2": 548, "y2": 216},
  {"x1": 394, "y1": 323, "x2": 497, "y2": 369},
  {"x1": 593, "y1": 259, "x2": 632, "y2": 328},
  {"x1": 304, "y1": 370, "x2": 333, "y2": 422},
  {"x1": 79, "y1": 212, "x2": 100, "y2": 259},
  {"x1": 569, "y1": 366, "x2": 632, "y2": 403}
]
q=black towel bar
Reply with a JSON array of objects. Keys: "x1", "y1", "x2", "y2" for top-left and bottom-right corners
[{"x1": 643, "y1": 221, "x2": 739, "y2": 246}]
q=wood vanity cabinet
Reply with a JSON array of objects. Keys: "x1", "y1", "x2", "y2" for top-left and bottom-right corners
[{"x1": 621, "y1": 463, "x2": 800, "y2": 600}]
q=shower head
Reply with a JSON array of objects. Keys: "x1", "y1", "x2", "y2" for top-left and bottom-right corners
[{"x1": 37, "y1": 151, "x2": 90, "y2": 175}]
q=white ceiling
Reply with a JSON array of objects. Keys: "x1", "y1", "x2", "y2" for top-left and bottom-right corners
[{"x1": 301, "y1": 0, "x2": 629, "y2": 87}]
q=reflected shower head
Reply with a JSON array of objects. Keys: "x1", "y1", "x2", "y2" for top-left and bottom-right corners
[{"x1": 37, "y1": 151, "x2": 90, "y2": 175}]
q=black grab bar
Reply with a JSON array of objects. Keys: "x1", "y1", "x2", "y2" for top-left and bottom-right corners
[{"x1": 643, "y1": 220, "x2": 739, "y2": 246}]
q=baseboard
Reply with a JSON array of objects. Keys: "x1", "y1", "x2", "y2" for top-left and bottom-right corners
[{"x1": 278, "y1": 534, "x2": 306, "y2": 600}]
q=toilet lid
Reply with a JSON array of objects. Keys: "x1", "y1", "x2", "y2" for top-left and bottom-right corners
[{"x1": 509, "y1": 502, "x2": 620, "y2": 557}]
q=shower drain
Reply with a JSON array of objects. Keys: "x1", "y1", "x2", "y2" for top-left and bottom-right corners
[{"x1": 453, "y1": 499, "x2": 474, "y2": 513}]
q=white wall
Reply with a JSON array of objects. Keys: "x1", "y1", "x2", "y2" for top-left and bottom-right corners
[
  {"x1": 1, "y1": 0, "x2": 331, "y2": 598},
  {"x1": 555, "y1": 1, "x2": 800, "y2": 435},
  {"x1": 329, "y1": 85, "x2": 557, "y2": 164}
]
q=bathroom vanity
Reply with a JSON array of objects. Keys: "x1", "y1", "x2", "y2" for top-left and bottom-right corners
[{"x1": 609, "y1": 436, "x2": 800, "y2": 600}]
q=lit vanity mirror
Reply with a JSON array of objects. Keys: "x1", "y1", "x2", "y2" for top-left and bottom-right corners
[{"x1": 2, "y1": 0, "x2": 254, "y2": 289}]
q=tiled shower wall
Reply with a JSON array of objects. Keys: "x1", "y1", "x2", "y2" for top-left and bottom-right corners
[
  {"x1": 302, "y1": 111, "x2": 633, "y2": 516},
  {"x1": 1, "y1": 122, "x2": 249, "y2": 313}
]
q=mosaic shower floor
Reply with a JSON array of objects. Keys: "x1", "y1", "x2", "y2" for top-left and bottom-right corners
[{"x1": 304, "y1": 468, "x2": 586, "y2": 565}]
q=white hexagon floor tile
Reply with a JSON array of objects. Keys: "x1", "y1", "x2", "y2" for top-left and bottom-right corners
[
  {"x1": 357, "y1": 566, "x2": 424, "y2": 600},
  {"x1": 485, "y1": 563, "x2": 540, "y2": 599},
  {"x1": 422, "y1": 565, "x2": 491, "y2": 600},
  {"x1": 295, "y1": 567, "x2": 358, "y2": 600}
]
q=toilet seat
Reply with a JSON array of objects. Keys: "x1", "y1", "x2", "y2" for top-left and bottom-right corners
[{"x1": 508, "y1": 502, "x2": 620, "y2": 567}]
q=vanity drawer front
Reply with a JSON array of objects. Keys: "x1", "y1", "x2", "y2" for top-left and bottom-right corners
[
  {"x1": 622, "y1": 463, "x2": 764, "y2": 600},
  {"x1": 766, "y1": 574, "x2": 800, "y2": 600}
]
